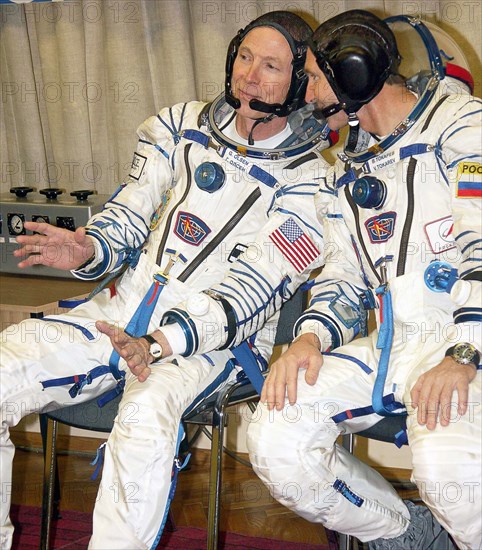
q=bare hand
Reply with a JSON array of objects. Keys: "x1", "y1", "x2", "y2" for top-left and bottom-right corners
[
  {"x1": 96, "y1": 321, "x2": 153, "y2": 382},
  {"x1": 262, "y1": 333, "x2": 323, "y2": 411},
  {"x1": 14, "y1": 221, "x2": 94, "y2": 271},
  {"x1": 410, "y1": 356, "x2": 477, "y2": 430}
]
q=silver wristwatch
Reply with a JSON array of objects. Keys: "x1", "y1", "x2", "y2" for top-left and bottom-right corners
[
  {"x1": 445, "y1": 343, "x2": 480, "y2": 367},
  {"x1": 140, "y1": 334, "x2": 163, "y2": 361}
]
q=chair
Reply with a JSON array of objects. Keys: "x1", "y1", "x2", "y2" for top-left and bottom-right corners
[
  {"x1": 335, "y1": 415, "x2": 415, "y2": 550},
  {"x1": 39, "y1": 288, "x2": 307, "y2": 550}
]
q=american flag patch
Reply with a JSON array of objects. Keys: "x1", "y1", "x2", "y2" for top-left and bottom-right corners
[{"x1": 269, "y1": 218, "x2": 320, "y2": 273}]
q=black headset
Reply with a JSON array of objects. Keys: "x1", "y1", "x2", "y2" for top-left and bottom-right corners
[
  {"x1": 224, "y1": 15, "x2": 310, "y2": 118},
  {"x1": 310, "y1": 10, "x2": 401, "y2": 117}
]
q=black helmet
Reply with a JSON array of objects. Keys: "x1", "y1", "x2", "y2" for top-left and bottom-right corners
[
  {"x1": 225, "y1": 11, "x2": 312, "y2": 117},
  {"x1": 309, "y1": 10, "x2": 401, "y2": 118}
]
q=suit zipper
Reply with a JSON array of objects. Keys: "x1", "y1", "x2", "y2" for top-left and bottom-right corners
[
  {"x1": 344, "y1": 185, "x2": 381, "y2": 285},
  {"x1": 177, "y1": 187, "x2": 261, "y2": 282}
]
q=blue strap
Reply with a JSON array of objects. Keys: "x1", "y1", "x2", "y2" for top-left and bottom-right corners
[
  {"x1": 181, "y1": 129, "x2": 210, "y2": 148},
  {"x1": 107, "y1": 273, "x2": 168, "y2": 377},
  {"x1": 40, "y1": 365, "x2": 112, "y2": 394},
  {"x1": 336, "y1": 143, "x2": 433, "y2": 188},
  {"x1": 332, "y1": 393, "x2": 404, "y2": 424},
  {"x1": 231, "y1": 341, "x2": 265, "y2": 395},
  {"x1": 336, "y1": 168, "x2": 358, "y2": 189},
  {"x1": 58, "y1": 298, "x2": 89, "y2": 309},
  {"x1": 394, "y1": 429, "x2": 408, "y2": 448},
  {"x1": 248, "y1": 165, "x2": 278, "y2": 188},
  {"x1": 41, "y1": 272, "x2": 167, "y2": 402},
  {"x1": 399, "y1": 143, "x2": 432, "y2": 159},
  {"x1": 90, "y1": 442, "x2": 107, "y2": 480},
  {"x1": 181, "y1": 128, "x2": 279, "y2": 188},
  {"x1": 97, "y1": 378, "x2": 125, "y2": 407},
  {"x1": 372, "y1": 286, "x2": 402, "y2": 417}
]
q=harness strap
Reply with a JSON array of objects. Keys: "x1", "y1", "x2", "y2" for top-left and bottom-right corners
[
  {"x1": 371, "y1": 286, "x2": 406, "y2": 417},
  {"x1": 230, "y1": 341, "x2": 265, "y2": 395},
  {"x1": 41, "y1": 272, "x2": 168, "y2": 403},
  {"x1": 332, "y1": 393, "x2": 404, "y2": 424},
  {"x1": 90, "y1": 442, "x2": 107, "y2": 480},
  {"x1": 109, "y1": 272, "x2": 168, "y2": 365},
  {"x1": 40, "y1": 365, "x2": 113, "y2": 395},
  {"x1": 394, "y1": 429, "x2": 408, "y2": 448}
]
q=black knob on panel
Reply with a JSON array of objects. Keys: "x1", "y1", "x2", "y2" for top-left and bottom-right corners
[
  {"x1": 70, "y1": 189, "x2": 95, "y2": 201},
  {"x1": 40, "y1": 188, "x2": 64, "y2": 200},
  {"x1": 9, "y1": 186, "x2": 34, "y2": 199}
]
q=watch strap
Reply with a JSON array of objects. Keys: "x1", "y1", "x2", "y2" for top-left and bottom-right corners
[
  {"x1": 140, "y1": 334, "x2": 157, "y2": 347},
  {"x1": 140, "y1": 334, "x2": 163, "y2": 360},
  {"x1": 445, "y1": 343, "x2": 481, "y2": 368}
]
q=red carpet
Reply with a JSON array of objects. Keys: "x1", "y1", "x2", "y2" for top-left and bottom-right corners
[{"x1": 11, "y1": 504, "x2": 328, "y2": 549}]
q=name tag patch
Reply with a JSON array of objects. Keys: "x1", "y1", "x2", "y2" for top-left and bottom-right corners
[{"x1": 130, "y1": 152, "x2": 147, "y2": 181}]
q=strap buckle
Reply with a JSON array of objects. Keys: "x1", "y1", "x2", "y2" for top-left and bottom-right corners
[{"x1": 156, "y1": 248, "x2": 187, "y2": 284}]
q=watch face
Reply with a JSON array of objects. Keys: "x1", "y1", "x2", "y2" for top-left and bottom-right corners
[
  {"x1": 454, "y1": 344, "x2": 477, "y2": 364},
  {"x1": 150, "y1": 342, "x2": 163, "y2": 359}
]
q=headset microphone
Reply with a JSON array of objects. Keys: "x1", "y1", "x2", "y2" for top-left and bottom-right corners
[
  {"x1": 314, "y1": 103, "x2": 344, "y2": 120},
  {"x1": 249, "y1": 99, "x2": 284, "y2": 115}
]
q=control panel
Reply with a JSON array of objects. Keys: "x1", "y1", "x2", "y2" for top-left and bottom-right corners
[{"x1": 0, "y1": 187, "x2": 109, "y2": 278}]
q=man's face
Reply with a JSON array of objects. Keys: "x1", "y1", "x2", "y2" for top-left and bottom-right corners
[
  {"x1": 231, "y1": 26, "x2": 293, "y2": 119},
  {"x1": 304, "y1": 49, "x2": 348, "y2": 130}
]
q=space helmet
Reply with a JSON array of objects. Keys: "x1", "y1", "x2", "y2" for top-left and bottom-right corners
[
  {"x1": 310, "y1": 11, "x2": 474, "y2": 162},
  {"x1": 224, "y1": 11, "x2": 312, "y2": 118},
  {"x1": 308, "y1": 10, "x2": 401, "y2": 122},
  {"x1": 388, "y1": 17, "x2": 474, "y2": 96}
]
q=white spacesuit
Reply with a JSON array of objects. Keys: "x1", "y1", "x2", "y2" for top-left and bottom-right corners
[
  {"x1": 0, "y1": 12, "x2": 333, "y2": 550},
  {"x1": 248, "y1": 14, "x2": 481, "y2": 550}
]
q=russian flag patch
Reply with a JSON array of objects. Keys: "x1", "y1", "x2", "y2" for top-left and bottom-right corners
[{"x1": 456, "y1": 162, "x2": 482, "y2": 198}]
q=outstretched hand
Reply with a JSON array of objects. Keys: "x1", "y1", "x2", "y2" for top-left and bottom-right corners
[
  {"x1": 14, "y1": 221, "x2": 94, "y2": 271},
  {"x1": 410, "y1": 356, "x2": 477, "y2": 430},
  {"x1": 262, "y1": 333, "x2": 323, "y2": 411}
]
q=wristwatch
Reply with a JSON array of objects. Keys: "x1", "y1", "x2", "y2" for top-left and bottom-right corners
[
  {"x1": 445, "y1": 343, "x2": 480, "y2": 367},
  {"x1": 140, "y1": 334, "x2": 163, "y2": 361}
]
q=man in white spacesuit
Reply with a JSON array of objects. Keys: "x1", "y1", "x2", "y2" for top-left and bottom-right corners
[
  {"x1": 247, "y1": 10, "x2": 481, "y2": 550},
  {"x1": 0, "y1": 11, "x2": 334, "y2": 549}
]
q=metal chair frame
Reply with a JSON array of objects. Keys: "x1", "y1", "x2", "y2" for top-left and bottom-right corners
[{"x1": 39, "y1": 289, "x2": 306, "y2": 550}]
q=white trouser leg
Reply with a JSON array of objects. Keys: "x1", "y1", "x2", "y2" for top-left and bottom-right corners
[
  {"x1": 88, "y1": 350, "x2": 235, "y2": 550},
  {"x1": 247, "y1": 345, "x2": 410, "y2": 542},
  {"x1": 405, "y1": 369, "x2": 482, "y2": 550},
  {"x1": 0, "y1": 298, "x2": 117, "y2": 550}
]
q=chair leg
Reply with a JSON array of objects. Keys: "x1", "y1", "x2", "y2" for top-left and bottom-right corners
[
  {"x1": 206, "y1": 418, "x2": 225, "y2": 550},
  {"x1": 206, "y1": 382, "x2": 238, "y2": 550},
  {"x1": 40, "y1": 418, "x2": 58, "y2": 550}
]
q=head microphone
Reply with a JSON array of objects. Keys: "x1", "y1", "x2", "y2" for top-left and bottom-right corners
[
  {"x1": 313, "y1": 103, "x2": 344, "y2": 120},
  {"x1": 249, "y1": 99, "x2": 284, "y2": 115}
]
